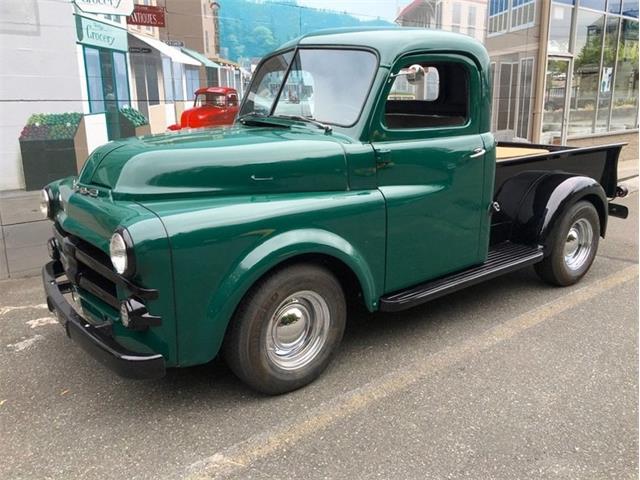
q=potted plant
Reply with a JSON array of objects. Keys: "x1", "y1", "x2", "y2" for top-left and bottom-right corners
[
  {"x1": 119, "y1": 107, "x2": 151, "y2": 138},
  {"x1": 19, "y1": 113, "x2": 82, "y2": 191}
]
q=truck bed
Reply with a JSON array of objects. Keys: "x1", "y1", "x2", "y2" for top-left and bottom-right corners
[{"x1": 494, "y1": 141, "x2": 626, "y2": 198}]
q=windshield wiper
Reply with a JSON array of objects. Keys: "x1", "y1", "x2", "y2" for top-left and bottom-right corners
[
  {"x1": 237, "y1": 112, "x2": 290, "y2": 129},
  {"x1": 274, "y1": 115, "x2": 332, "y2": 133}
]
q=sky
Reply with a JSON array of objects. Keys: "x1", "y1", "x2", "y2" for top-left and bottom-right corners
[{"x1": 295, "y1": 0, "x2": 413, "y2": 22}]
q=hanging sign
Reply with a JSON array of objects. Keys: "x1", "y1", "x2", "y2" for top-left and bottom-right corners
[
  {"x1": 127, "y1": 5, "x2": 165, "y2": 27},
  {"x1": 75, "y1": 0, "x2": 134, "y2": 16}
]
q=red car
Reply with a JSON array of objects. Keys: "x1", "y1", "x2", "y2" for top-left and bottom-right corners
[{"x1": 168, "y1": 87, "x2": 239, "y2": 131}]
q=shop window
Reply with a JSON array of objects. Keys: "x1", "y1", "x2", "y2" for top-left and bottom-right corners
[
  {"x1": 611, "y1": 18, "x2": 639, "y2": 130},
  {"x1": 172, "y1": 62, "x2": 185, "y2": 101},
  {"x1": 549, "y1": 3, "x2": 573, "y2": 52},
  {"x1": 162, "y1": 57, "x2": 174, "y2": 103},
  {"x1": 542, "y1": 59, "x2": 570, "y2": 143},
  {"x1": 384, "y1": 63, "x2": 468, "y2": 129},
  {"x1": 595, "y1": 16, "x2": 620, "y2": 132},
  {"x1": 622, "y1": 0, "x2": 639, "y2": 17},
  {"x1": 581, "y1": 0, "x2": 606, "y2": 11},
  {"x1": 185, "y1": 67, "x2": 200, "y2": 99},
  {"x1": 113, "y1": 52, "x2": 130, "y2": 109},
  {"x1": 84, "y1": 48, "x2": 105, "y2": 114},
  {"x1": 207, "y1": 67, "x2": 219, "y2": 87},
  {"x1": 517, "y1": 58, "x2": 534, "y2": 138},
  {"x1": 132, "y1": 52, "x2": 160, "y2": 118},
  {"x1": 568, "y1": 9, "x2": 605, "y2": 136},
  {"x1": 609, "y1": 0, "x2": 623, "y2": 13}
]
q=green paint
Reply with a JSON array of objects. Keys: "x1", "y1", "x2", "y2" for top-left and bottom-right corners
[{"x1": 48, "y1": 29, "x2": 494, "y2": 367}]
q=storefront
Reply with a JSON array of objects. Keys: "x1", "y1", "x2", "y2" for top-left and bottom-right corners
[
  {"x1": 75, "y1": 14, "x2": 131, "y2": 141},
  {"x1": 543, "y1": 0, "x2": 639, "y2": 144},
  {"x1": 128, "y1": 32, "x2": 201, "y2": 133}
]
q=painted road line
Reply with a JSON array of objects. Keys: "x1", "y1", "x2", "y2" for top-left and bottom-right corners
[{"x1": 184, "y1": 264, "x2": 639, "y2": 480}]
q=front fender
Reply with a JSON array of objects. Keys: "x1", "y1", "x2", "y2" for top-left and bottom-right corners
[
  {"x1": 501, "y1": 173, "x2": 608, "y2": 250},
  {"x1": 205, "y1": 228, "x2": 380, "y2": 360}
]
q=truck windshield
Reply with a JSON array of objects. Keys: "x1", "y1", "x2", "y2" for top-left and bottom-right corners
[
  {"x1": 195, "y1": 93, "x2": 225, "y2": 107},
  {"x1": 240, "y1": 48, "x2": 378, "y2": 127}
]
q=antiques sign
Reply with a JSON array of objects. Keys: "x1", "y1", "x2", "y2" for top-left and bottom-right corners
[{"x1": 127, "y1": 4, "x2": 166, "y2": 27}]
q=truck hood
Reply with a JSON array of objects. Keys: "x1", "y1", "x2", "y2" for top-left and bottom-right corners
[
  {"x1": 179, "y1": 105, "x2": 223, "y2": 128},
  {"x1": 79, "y1": 125, "x2": 351, "y2": 199}
]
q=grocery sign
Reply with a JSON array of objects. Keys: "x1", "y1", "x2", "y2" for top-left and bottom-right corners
[
  {"x1": 74, "y1": 0, "x2": 134, "y2": 16},
  {"x1": 127, "y1": 4, "x2": 166, "y2": 27}
]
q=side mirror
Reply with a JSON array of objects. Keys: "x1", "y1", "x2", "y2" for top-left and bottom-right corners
[{"x1": 392, "y1": 64, "x2": 426, "y2": 84}]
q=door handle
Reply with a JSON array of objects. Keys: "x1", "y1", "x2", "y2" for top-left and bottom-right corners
[
  {"x1": 375, "y1": 147, "x2": 392, "y2": 169},
  {"x1": 470, "y1": 147, "x2": 486, "y2": 158}
]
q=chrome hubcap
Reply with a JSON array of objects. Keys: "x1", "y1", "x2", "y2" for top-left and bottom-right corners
[
  {"x1": 266, "y1": 290, "x2": 330, "y2": 370},
  {"x1": 563, "y1": 218, "x2": 593, "y2": 271}
]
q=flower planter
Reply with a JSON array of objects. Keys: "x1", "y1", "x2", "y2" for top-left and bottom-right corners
[
  {"x1": 119, "y1": 108, "x2": 150, "y2": 138},
  {"x1": 19, "y1": 113, "x2": 83, "y2": 191}
]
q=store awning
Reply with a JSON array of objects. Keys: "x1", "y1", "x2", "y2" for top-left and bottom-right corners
[
  {"x1": 181, "y1": 47, "x2": 221, "y2": 68},
  {"x1": 128, "y1": 32, "x2": 200, "y2": 66}
]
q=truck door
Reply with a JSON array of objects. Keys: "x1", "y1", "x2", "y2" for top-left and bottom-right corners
[{"x1": 372, "y1": 54, "x2": 493, "y2": 293}]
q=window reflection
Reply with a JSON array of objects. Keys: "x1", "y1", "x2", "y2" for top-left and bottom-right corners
[
  {"x1": 549, "y1": 4, "x2": 573, "y2": 52},
  {"x1": 611, "y1": 19, "x2": 639, "y2": 130},
  {"x1": 595, "y1": 16, "x2": 620, "y2": 132},
  {"x1": 568, "y1": 10, "x2": 605, "y2": 136}
]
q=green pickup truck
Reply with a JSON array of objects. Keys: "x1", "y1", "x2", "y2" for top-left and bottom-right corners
[{"x1": 41, "y1": 28, "x2": 629, "y2": 394}]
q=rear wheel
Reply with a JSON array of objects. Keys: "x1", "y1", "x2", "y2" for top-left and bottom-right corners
[
  {"x1": 223, "y1": 263, "x2": 346, "y2": 395},
  {"x1": 534, "y1": 201, "x2": 600, "y2": 286}
]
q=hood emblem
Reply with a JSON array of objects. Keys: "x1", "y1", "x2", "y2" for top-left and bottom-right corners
[{"x1": 74, "y1": 185, "x2": 99, "y2": 197}]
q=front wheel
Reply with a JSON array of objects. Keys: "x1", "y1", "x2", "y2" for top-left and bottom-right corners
[
  {"x1": 223, "y1": 263, "x2": 346, "y2": 395},
  {"x1": 534, "y1": 200, "x2": 600, "y2": 286}
]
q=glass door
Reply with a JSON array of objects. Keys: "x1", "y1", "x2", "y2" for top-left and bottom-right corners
[
  {"x1": 84, "y1": 48, "x2": 130, "y2": 140},
  {"x1": 542, "y1": 57, "x2": 571, "y2": 144}
]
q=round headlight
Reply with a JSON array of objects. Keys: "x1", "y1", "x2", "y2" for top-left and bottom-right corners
[
  {"x1": 40, "y1": 188, "x2": 51, "y2": 219},
  {"x1": 109, "y1": 230, "x2": 134, "y2": 276}
]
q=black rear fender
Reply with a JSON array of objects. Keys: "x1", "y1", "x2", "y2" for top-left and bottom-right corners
[{"x1": 494, "y1": 172, "x2": 608, "y2": 253}]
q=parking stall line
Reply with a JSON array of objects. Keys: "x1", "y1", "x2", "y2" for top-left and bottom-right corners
[{"x1": 184, "y1": 264, "x2": 639, "y2": 480}]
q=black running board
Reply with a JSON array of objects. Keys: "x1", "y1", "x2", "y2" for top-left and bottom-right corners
[{"x1": 379, "y1": 242, "x2": 544, "y2": 312}]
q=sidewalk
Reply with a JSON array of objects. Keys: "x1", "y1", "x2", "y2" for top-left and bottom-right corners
[{"x1": 0, "y1": 158, "x2": 638, "y2": 280}]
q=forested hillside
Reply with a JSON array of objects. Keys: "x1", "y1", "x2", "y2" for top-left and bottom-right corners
[{"x1": 219, "y1": 0, "x2": 393, "y2": 61}]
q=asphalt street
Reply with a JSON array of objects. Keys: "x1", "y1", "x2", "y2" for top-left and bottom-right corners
[{"x1": 1, "y1": 189, "x2": 637, "y2": 480}]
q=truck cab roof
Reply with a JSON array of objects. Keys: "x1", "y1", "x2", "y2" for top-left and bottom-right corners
[{"x1": 277, "y1": 27, "x2": 490, "y2": 68}]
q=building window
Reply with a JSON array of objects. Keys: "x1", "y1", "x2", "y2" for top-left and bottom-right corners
[
  {"x1": 467, "y1": 6, "x2": 476, "y2": 37},
  {"x1": 185, "y1": 67, "x2": 200, "y2": 98},
  {"x1": 595, "y1": 16, "x2": 620, "y2": 132},
  {"x1": 205, "y1": 30, "x2": 210, "y2": 54},
  {"x1": 132, "y1": 51, "x2": 160, "y2": 118},
  {"x1": 488, "y1": 0, "x2": 509, "y2": 34},
  {"x1": 549, "y1": 3, "x2": 573, "y2": 53},
  {"x1": 452, "y1": 3, "x2": 461, "y2": 33},
  {"x1": 542, "y1": 58, "x2": 570, "y2": 142},
  {"x1": 496, "y1": 62, "x2": 518, "y2": 130},
  {"x1": 610, "y1": 18, "x2": 639, "y2": 130},
  {"x1": 568, "y1": 8, "x2": 605, "y2": 136},
  {"x1": 517, "y1": 58, "x2": 534, "y2": 138},
  {"x1": 172, "y1": 62, "x2": 185, "y2": 101},
  {"x1": 162, "y1": 57, "x2": 174, "y2": 103},
  {"x1": 511, "y1": 0, "x2": 535, "y2": 29},
  {"x1": 622, "y1": 0, "x2": 639, "y2": 17}
]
